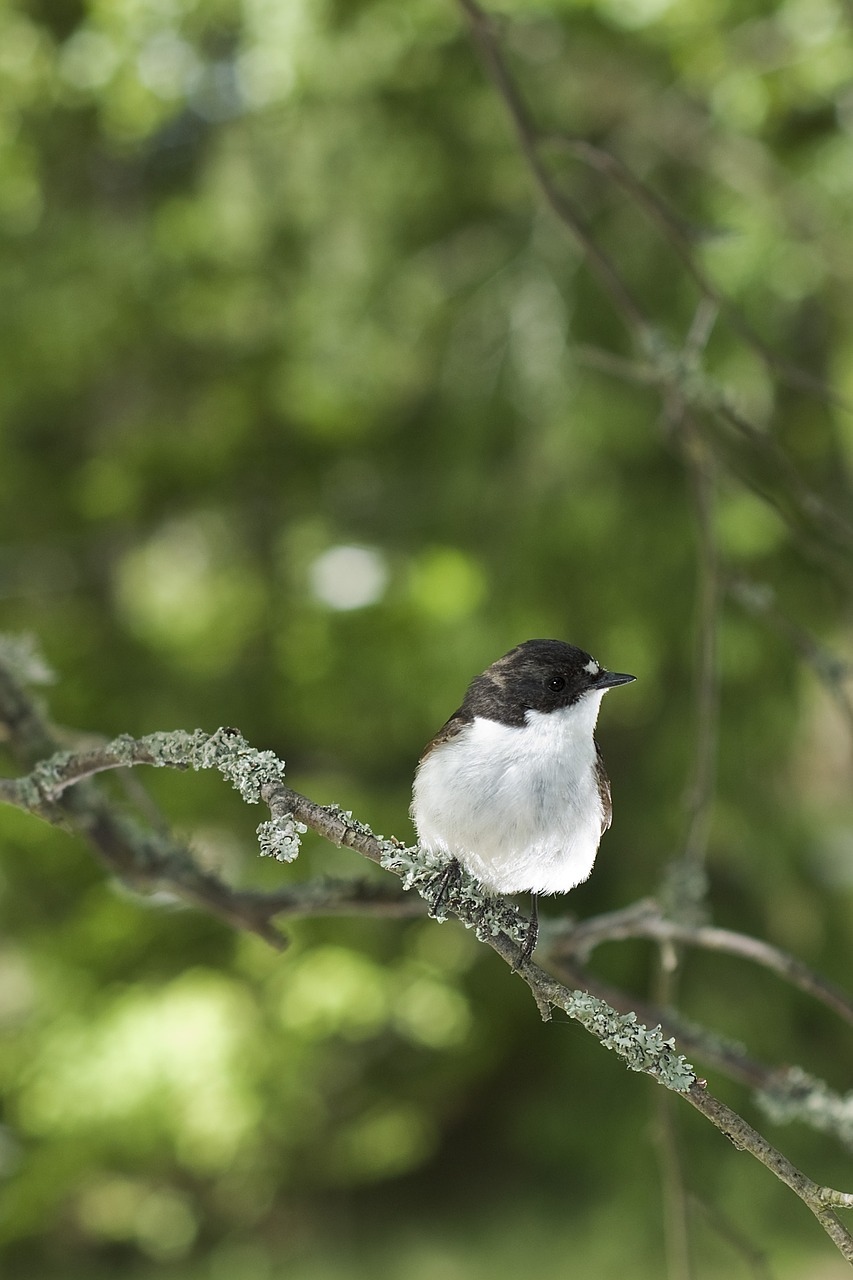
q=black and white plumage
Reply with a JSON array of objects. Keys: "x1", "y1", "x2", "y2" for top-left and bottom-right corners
[{"x1": 411, "y1": 639, "x2": 635, "y2": 899}]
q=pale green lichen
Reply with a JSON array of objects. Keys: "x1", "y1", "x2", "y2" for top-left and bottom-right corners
[
  {"x1": 380, "y1": 842, "x2": 453, "y2": 892},
  {"x1": 757, "y1": 1067, "x2": 853, "y2": 1150},
  {"x1": 29, "y1": 752, "x2": 76, "y2": 796},
  {"x1": 380, "y1": 843, "x2": 533, "y2": 948},
  {"x1": 138, "y1": 731, "x2": 290, "y2": 859},
  {"x1": 134, "y1": 728, "x2": 287, "y2": 805},
  {"x1": 26, "y1": 728, "x2": 292, "y2": 856},
  {"x1": 659, "y1": 859, "x2": 710, "y2": 928},
  {"x1": 0, "y1": 633, "x2": 56, "y2": 686},
  {"x1": 257, "y1": 815, "x2": 307, "y2": 863},
  {"x1": 383, "y1": 846, "x2": 695, "y2": 1089},
  {"x1": 556, "y1": 990, "x2": 696, "y2": 1091}
]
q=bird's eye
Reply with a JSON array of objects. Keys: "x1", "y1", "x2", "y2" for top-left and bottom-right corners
[{"x1": 548, "y1": 675, "x2": 566, "y2": 692}]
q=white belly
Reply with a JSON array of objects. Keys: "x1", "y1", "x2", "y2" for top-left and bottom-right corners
[{"x1": 411, "y1": 697, "x2": 606, "y2": 896}]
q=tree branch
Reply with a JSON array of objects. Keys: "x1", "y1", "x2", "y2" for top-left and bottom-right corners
[
  {"x1": 456, "y1": 0, "x2": 651, "y2": 338},
  {"x1": 544, "y1": 132, "x2": 852, "y2": 412},
  {"x1": 455, "y1": 0, "x2": 853, "y2": 590},
  {"x1": 2, "y1": 685, "x2": 853, "y2": 1258},
  {"x1": 552, "y1": 899, "x2": 853, "y2": 1029},
  {"x1": 683, "y1": 1085, "x2": 853, "y2": 1262},
  {"x1": 729, "y1": 576, "x2": 853, "y2": 739}
]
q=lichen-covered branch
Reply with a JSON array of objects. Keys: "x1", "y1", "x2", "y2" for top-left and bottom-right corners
[
  {"x1": 0, "y1": 686, "x2": 692, "y2": 1087},
  {"x1": 553, "y1": 953, "x2": 853, "y2": 1155},
  {"x1": 0, "y1": 662, "x2": 421, "y2": 947},
  {"x1": 2, "y1": 650, "x2": 853, "y2": 1261}
]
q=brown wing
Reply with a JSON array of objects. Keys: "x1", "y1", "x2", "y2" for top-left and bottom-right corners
[
  {"x1": 418, "y1": 709, "x2": 471, "y2": 762},
  {"x1": 595, "y1": 738, "x2": 613, "y2": 835}
]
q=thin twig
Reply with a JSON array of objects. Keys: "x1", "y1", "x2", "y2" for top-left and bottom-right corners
[
  {"x1": 688, "y1": 1195, "x2": 774, "y2": 1280},
  {"x1": 676, "y1": 311, "x2": 723, "y2": 875},
  {"x1": 729, "y1": 576, "x2": 853, "y2": 738},
  {"x1": 657, "y1": 1087, "x2": 694, "y2": 1280},
  {"x1": 546, "y1": 134, "x2": 852, "y2": 412},
  {"x1": 457, "y1": 0, "x2": 651, "y2": 338},
  {"x1": 573, "y1": 344, "x2": 659, "y2": 384},
  {"x1": 570, "y1": 341, "x2": 853, "y2": 587},
  {"x1": 553, "y1": 901, "x2": 853, "y2": 1029},
  {"x1": 683, "y1": 1086, "x2": 853, "y2": 1263},
  {"x1": 712, "y1": 401, "x2": 853, "y2": 555},
  {"x1": 455, "y1": 0, "x2": 853, "y2": 581},
  {"x1": 653, "y1": 920, "x2": 694, "y2": 1280},
  {"x1": 654, "y1": 303, "x2": 719, "y2": 1277}
]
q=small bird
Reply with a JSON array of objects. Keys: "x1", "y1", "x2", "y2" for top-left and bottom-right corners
[{"x1": 411, "y1": 639, "x2": 635, "y2": 957}]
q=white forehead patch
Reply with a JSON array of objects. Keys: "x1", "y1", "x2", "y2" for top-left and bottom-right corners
[{"x1": 584, "y1": 658, "x2": 600, "y2": 676}]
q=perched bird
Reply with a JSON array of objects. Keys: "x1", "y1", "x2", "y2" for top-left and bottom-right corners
[{"x1": 411, "y1": 639, "x2": 635, "y2": 957}]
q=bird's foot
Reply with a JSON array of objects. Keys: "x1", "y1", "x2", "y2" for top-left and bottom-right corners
[
  {"x1": 513, "y1": 894, "x2": 539, "y2": 969},
  {"x1": 429, "y1": 858, "x2": 462, "y2": 919}
]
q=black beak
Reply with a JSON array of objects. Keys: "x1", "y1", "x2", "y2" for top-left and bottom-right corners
[{"x1": 592, "y1": 669, "x2": 636, "y2": 690}]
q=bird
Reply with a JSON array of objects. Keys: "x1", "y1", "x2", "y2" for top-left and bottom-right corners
[{"x1": 410, "y1": 639, "x2": 635, "y2": 959}]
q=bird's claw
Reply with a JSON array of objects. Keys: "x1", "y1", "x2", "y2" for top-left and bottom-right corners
[
  {"x1": 429, "y1": 858, "x2": 462, "y2": 918},
  {"x1": 513, "y1": 894, "x2": 539, "y2": 969}
]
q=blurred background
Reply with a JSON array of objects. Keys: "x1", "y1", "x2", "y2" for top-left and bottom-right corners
[{"x1": 1, "y1": 0, "x2": 853, "y2": 1276}]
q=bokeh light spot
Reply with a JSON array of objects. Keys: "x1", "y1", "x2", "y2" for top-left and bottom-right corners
[
  {"x1": 407, "y1": 547, "x2": 486, "y2": 621},
  {"x1": 309, "y1": 545, "x2": 388, "y2": 610}
]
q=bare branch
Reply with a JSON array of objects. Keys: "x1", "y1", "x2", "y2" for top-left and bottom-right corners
[
  {"x1": 553, "y1": 900, "x2": 853, "y2": 1030},
  {"x1": 248, "y1": 878, "x2": 427, "y2": 919},
  {"x1": 688, "y1": 1195, "x2": 773, "y2": 1280},
  {"x1": 456, "y1": 0, "x2": 651, "y2": 338},
  {"x1": 683, "y1": 1086, "x2": 853, "y2": 1263},
  {"x1": 656, "y1": 1086, "x2": 695, "y2": 1280},
  {"x1": 680, "y1": 430, "x2": 721, "y2": 876}
]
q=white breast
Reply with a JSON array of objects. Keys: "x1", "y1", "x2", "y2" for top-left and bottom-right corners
[{"x1": 411, "y1": 694, "x2": 607, "y2": 896}]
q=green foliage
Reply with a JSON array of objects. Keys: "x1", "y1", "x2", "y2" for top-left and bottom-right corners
[{"x1": 1, "y1": 0, "x2": 853, "y2": 1276}]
